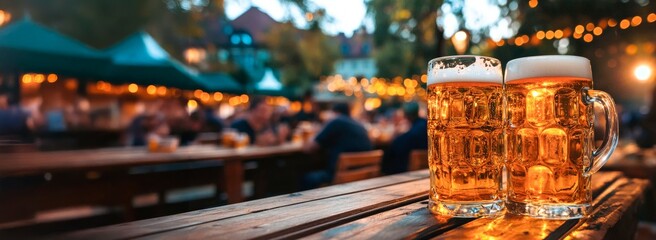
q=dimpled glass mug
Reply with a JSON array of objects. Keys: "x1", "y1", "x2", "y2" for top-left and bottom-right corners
[
  {"x1": 427, "y1": 56, "x2": 505, "y2": 217},
  {"x1": 504, "y1": 55, "x2": 618, "y2": 219}
]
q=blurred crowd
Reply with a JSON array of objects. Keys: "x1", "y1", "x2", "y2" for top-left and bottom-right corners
[
  {"x1": 0, "y1": 89, "x2": 430, "y2": 186},
  {"x1": 5, "y1": 86, "x2": 656, "y2": 187}
]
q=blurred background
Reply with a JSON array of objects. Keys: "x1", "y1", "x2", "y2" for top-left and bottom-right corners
[
  {"x1": 0, "y1": 0, "x2": 654, "y2": 143},
  {"x1": 0, "y1": 0, "x2": 655, "y2": 237}
]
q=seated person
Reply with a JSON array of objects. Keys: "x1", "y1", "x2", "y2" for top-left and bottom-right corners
[
  {"x1": 230, "y1": 97, "x2": 281, "y2": 146},
  {"x1": 302, "y1": 103, "x2": 373, "y2": 189},
  {"x1": 382, "y1": 102, "x2": 428, "y2": 175}
]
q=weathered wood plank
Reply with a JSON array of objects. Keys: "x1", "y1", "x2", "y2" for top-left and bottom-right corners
[
  {"x1": 53, "y1": 171, "x2": 636, "y2": 240},
  {"x1": 301, "y1": 201, "x2": 472, "y2": 240},
  {"x1": 302, "y1": 172, "x2": 622, "y2": 240},
  {"x1": 57, "y1": 171, "x2": 429, "y2": 240},
  {"x1": 132, "y1": 179, "x2": 429, "y2": 240},
  {"x1": 565, "y1": 178, "x2": 649, "y2": 240}
]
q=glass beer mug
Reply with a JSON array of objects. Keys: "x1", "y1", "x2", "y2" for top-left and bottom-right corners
[
  {"x1": 504, "y1": 55, "x2": 618, "y2": 219},
  {"x1": 427, "y1": 56, "x2": 505, "y2": 217}
]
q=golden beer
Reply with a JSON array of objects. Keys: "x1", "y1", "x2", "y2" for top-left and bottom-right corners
[
  {"x1": 427, "y1": 56, "x2": 504, "y2": 217},
  {"x1": 505, "y1": 56, "x2": 618, "y2": 219}
]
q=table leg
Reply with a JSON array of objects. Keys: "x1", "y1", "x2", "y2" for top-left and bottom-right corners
[{"x1": 223, "y1": 160, "x2": 244, "y2": 204}]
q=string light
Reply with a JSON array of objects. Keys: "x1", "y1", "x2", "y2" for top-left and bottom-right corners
[
  {"x1": 487, "y1": 12, "x2": 656, "y2": 48},
  {"x1": 631, "y1": 16, "x2": 642, "y2": 26},
  {"x1": 554, "y1": 30, "x2": 563, "y2": 39},
  {"x1": 583, "y1": 33, "x2": 593, "y2": 42},
  {"x1": 128, "y1": 84, "x2": 138, "y2": 93},
  {"x1": 593, "y1": 27, "x2": 603, "y2": 36},
  {"x1": 529, "y1": 0, "x2": 538, "y2": 8},
  {"x1": 47, "y1": 74, "x2": 58, "y2": 83},
  {"x1": 648, "y1": 13, "x2": 656, "y2": 23},
  {"x1": 620, "y1": 19, "x2": 630, "y2": 29}
]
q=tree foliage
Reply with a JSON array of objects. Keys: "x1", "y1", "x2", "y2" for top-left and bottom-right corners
[
  {"x1": 367, "y1": 0, "x2": 444, "y2": 78},
  {"x1": 267, "y1": 20, "x2": 340, "y2": 89},
  {"x1": 0, "y1": 0, "x2": 223, "y2": 59}
]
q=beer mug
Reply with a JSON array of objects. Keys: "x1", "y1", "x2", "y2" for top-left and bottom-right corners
[
  {"x1": 504, "y1": 55, "x2": 618, "y2": 219},
  {"x1": 427, "y1": 56, "x2": 505, "y2": 217}
]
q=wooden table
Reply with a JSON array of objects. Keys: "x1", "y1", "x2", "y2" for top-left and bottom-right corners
[
  {"x1": 603, "y1": 145, "x2": 656, "y2": 221},
  {"x1": 52, "y1": 170, "x2": 649, "y2": 240},
  {"x1": 0, "y1": 143, "x2": 304, "y2": 205}
]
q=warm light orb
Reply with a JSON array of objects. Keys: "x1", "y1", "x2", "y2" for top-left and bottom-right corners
[
  {"x1": 146, "y1": 85, "x2": 157, "y2": 95},
  {"x1": 213, "y1": 92, "x2": 223, "y2": 101},
  {"x1": 635, "y1": 65, "x2": 653, "y2": 82},
  {"x1": 451, "y1": 31, "x2": 469, "y2": 54},
  {"x1": 156, "y1": 86, "x2": 167, "y2": 96},
  {"x1": 528, "y1": 0, "x2": 538, "y2": 8},
  {"x1": 554, "y1": 30, "x2": 563, "y2": 39},
  {"x1": 21, "y1": 74, "x2": 33, "y2": 84},
  {"x1": 128, "y1": 84, "x2": 138, "y2": 93},
  {"x1": 187, "y1": 99, "x2": 198, "y2": 111},
  {"x1": 34, "y1": 74, "x2": 45, "y2": 83},
  {"x1": 201, "y1": 92, "x2": 210, "y2": 102},
  {"x1": 47, "y1": 74, "x2": 58, "y2": 83},
  {"x1": 620, "y1": 19, "x2": 630, "y2": 29},
  {"x1": 648, "y1": 13, "x2": 656, "y2": 23},
  {"x1": 454, "y1": 31, "x2": 467, "y2": 42},
  {"x1": 631, "y1": 16, "x2": 642, "y2": 26},
  {"x1": 239, "y1": 94, "x2": 249, "y2": 103},
  {"x1": 583, "y1": 34, "x2": 593, "y2": 42},
  {"x1": 593, "y1": 27, "x2": 603, "y2": 36}
]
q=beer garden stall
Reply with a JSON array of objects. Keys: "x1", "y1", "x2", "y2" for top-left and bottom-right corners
[
  {"x1": 0, "y1": 18, "x2": 244, "y2": 149},
  {"x1": 0, "y1": 17, "x2": 110, "y2": 103}
]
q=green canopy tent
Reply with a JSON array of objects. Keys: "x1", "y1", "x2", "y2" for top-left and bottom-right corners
[
  {"x1": 199, "y1": 72, "x2": 243, "y2": 93},
  {"x1": 248, "y1": 68, "x2": 297, "y2": 98},
  {"x1": 103, "y1": 31, "x2": 209, "y2": 91},
  {"x1": 0, "y1": 18, "x2": 110, "y2": 78}
]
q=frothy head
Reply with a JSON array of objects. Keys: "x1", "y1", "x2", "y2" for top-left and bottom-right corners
[
  {"x1": 505, "y1": 55, "x2": 592, "y2": 82},
  {"x1": 428, "y1": 55, "x2": 502, "y2": 85}
]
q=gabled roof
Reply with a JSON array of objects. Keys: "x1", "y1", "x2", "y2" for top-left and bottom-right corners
[
  {"x1": 105, "y1": 31, "x2": 171, "y2": 65},
  {"x1": 103, "y1": 31, "x2": 208, "y2": 90},
  {"x1": 230, "y1": 7, "x2": 278, "y2": 44},
  {"x1": 0, "y1": 17, "x2": 102, "y2": 58},
  {"x1": 0, "y1": 18, "x2": 109, "y2": 78}
]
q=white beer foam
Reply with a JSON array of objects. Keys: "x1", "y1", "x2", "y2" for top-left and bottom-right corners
[
  {"x1": 505, "y1": 55, "x2": 592, "y2": 82},
  {"x1": 428, "y1": 55, "x2": 503, "y2": 85}
]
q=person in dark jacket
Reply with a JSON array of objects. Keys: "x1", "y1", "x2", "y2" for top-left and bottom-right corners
[
  {"x1": 302, "y1": 103, "x2": 373, "y2": 189},
  {"x1": 382, "y1": 102, "x2": 428, "y2": 174}
]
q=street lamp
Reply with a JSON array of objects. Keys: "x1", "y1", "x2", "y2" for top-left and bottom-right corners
[
  {"x1": 451, "y1": 30, "x2": 469, "y2": 54},
  {"x1": 634, "y1": 64, "x2": 653, "y2": 82}
]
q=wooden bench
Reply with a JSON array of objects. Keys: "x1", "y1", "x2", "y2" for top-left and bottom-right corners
[
  {"x1": 333, "y1": 150, "x2": 383, "y2": 184},
  {"x1": 47, "y1": 171, "x2": 649, "y2": 240},
  {"x1": 408, "y1": 149, "x2": 428, "y2": 171}
]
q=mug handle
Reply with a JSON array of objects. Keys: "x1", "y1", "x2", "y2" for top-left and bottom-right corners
[{"x1": 582, "y1": 87, "x2": 619, "y2": 177}]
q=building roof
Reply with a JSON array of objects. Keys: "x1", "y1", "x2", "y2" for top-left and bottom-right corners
[
  {"x1": 0, "y1": 17, "x2": 110, "y2": 78},
  {"x1": 230, "y1": 7, "x2": 279, "y2": 45},
  {"x1": 336, "y1": 28, "x2": 373, "y2": 59},
  {"x1": 0, "y1": 18, "x2": 103, "y2": 58},
  {"x1": 106, "y1": 31, "x2": 171, "y2": 65}
]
